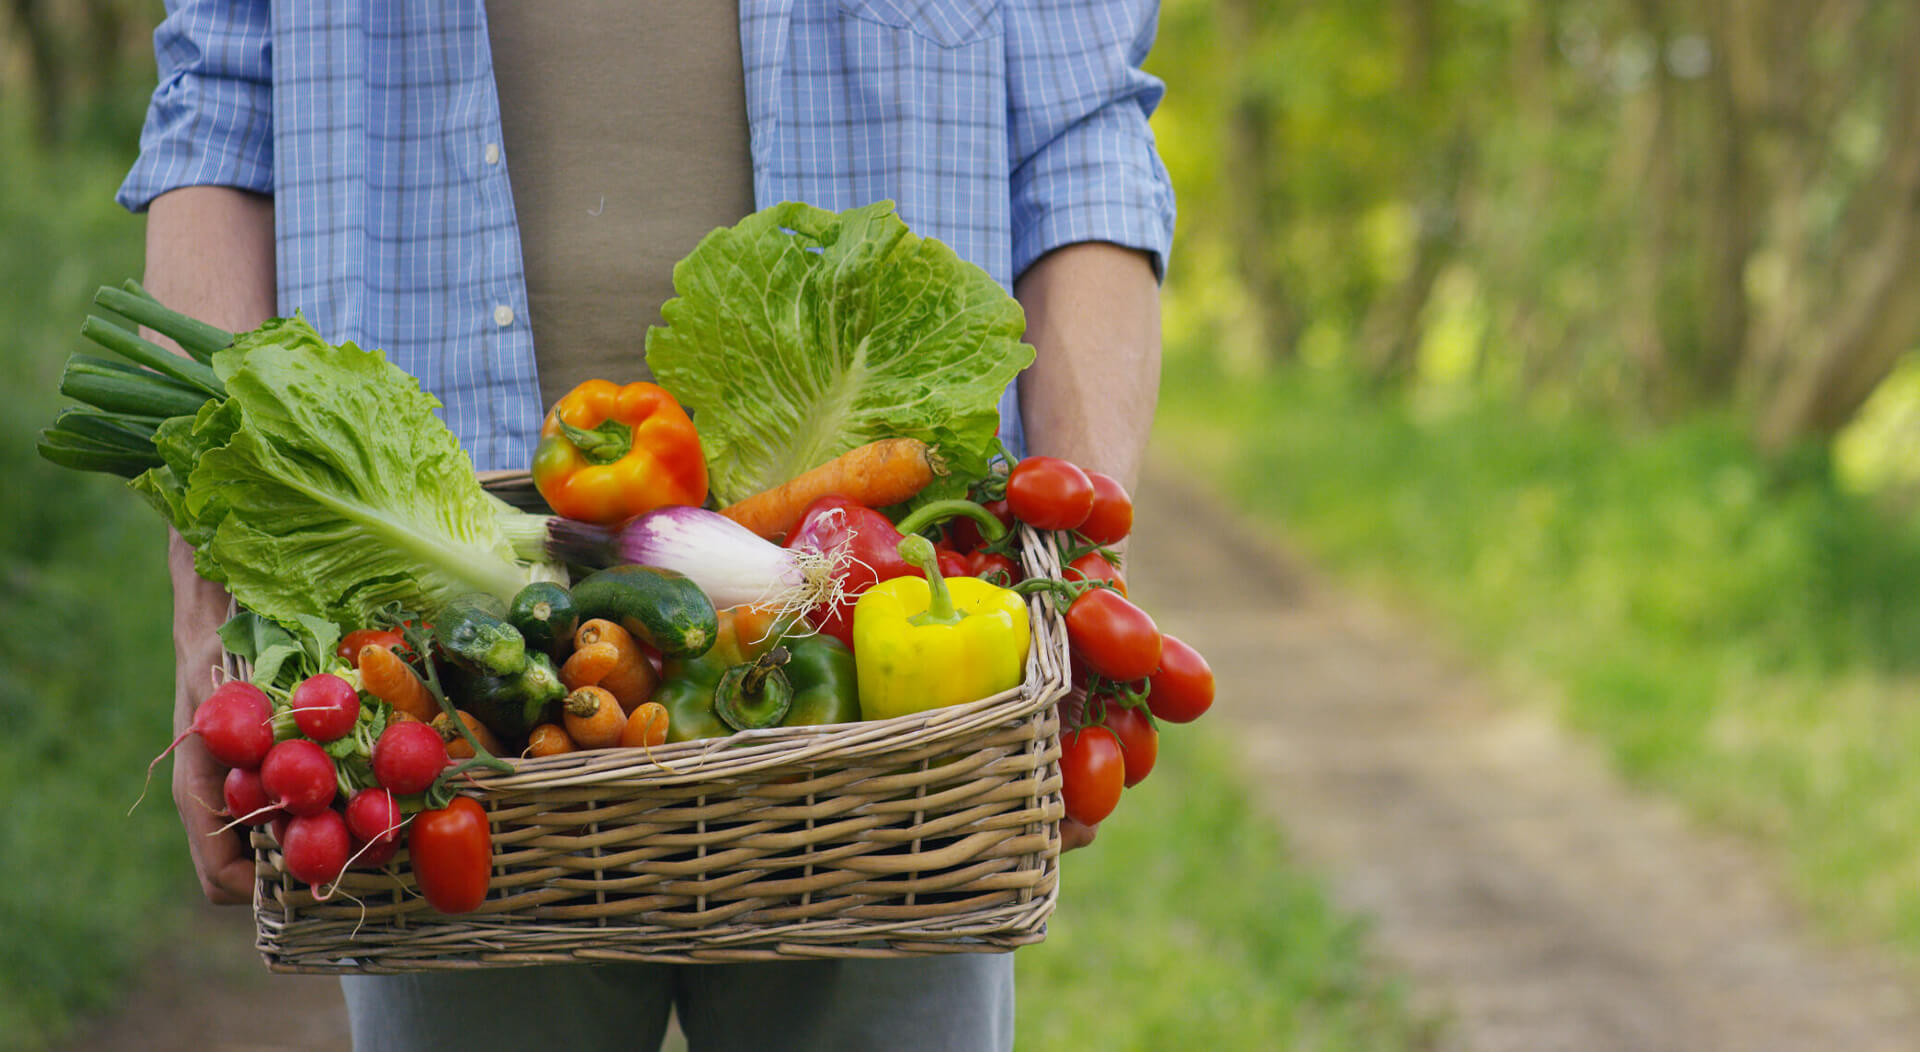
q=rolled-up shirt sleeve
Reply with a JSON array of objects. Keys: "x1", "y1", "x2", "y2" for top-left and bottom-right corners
[
  {"x1": 1005, "y1": 0, "x2": 1177, "y2": 283},
  {"x1": 117, "y1": 0, "x2": 273, "y2": 213}
]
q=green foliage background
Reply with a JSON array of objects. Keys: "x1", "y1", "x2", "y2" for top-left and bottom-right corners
[{"x1": 0, "y1": 115, "x2": 191, "y2": 1044}]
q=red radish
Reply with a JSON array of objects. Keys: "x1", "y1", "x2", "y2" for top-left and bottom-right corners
[
  {"x1": 346, "y1": 788, "x2": 403, "y2": 850},
  {"x1": 222, "y1": 767, "x2": 281, "y2": 826},
  {"x1": 372, "y1": 720, "x2": 451, "y2": 795},
  {"x1": 351, "y1": 832, "x2": 400, "y2": 868},
  {"x1": 290, "y1": 673, "x2": 361, "y2": 742},
  {"x1": 270, "y1": 814, "x2": 291, "y2": 846},
  {"x1": 258, "y1": 739, "x2": 339, "y2": 816},
  {"x1": 150, "y1": 681, "x2": 275, "y2": 775},
  {"x1": 281, "y1": 808, "x2": 352, "y2": 886}
]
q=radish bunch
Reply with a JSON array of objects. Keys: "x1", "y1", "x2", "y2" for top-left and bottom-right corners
[{"x1": 170, "y1": 667, "x2": 454, "y2": 895}]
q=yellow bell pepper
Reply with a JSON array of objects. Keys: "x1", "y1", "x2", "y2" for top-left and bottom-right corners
[{"x1": 853, "y1": 535, "x2": 1031, "y2": 721}]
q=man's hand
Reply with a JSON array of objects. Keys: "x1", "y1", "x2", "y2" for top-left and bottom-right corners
[
  {"x1": 1016, "y1": 242, "x2": 1162, "y2": 853},
  {"x1": 146, "y1": 186, "x2": 275, "y2": 902},
  {"x1": 170, "y1": 533, "x2": 256, "y2": 904}
]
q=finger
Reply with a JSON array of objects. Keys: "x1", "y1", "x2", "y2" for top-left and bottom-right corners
[
  {"x1": 1061, "y1": 817, "x2": 1098, "y2": 852},
  {"x1": 174, "y1": 735, "x2": 254, "y2": 906}
]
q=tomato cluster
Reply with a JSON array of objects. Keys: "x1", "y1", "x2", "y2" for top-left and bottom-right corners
[{"x1": 951, "y1": 456, "x2": 1217, "y2": 835}]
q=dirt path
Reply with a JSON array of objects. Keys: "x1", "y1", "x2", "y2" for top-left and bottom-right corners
[
  {"x1": 1125, "y1": 464, "x2": 1920, "y2": 1051},
  {"x1": 59, "y1": 467, "x2": 1920, "y2": 1051}
]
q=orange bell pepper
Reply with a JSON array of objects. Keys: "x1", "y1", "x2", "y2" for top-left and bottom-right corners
[{"x1": 531, "y1": 379, "x2": 708, "y2": 524}]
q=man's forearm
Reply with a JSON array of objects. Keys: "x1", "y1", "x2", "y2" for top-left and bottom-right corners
[
  {"x1": 147, "y1": 185, "x2": 277, "y2": 902},
  {"x1": 144, "y1": 186, "x2": 276, "y2": 333},
  {"x1": 1014, "y1": 242, "x2": 1162, "y2": 490},
  {"x1": 147, "y1": 186, "x2": 276, "y2": 673}
]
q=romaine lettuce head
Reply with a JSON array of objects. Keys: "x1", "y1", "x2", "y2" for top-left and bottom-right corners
[
  {"x1": 645, "y1": 200, "x2": 1032, "y2": 505},
  {"x1": 144, "y1": 315, "x2": 536, "y2": 628}
]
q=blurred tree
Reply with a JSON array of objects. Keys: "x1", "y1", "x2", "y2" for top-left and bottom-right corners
[
  {"x1": 1153, "y1": 0, "x2": 1920, "y2": 455},
  {"x1": 4, "y1": 0, "x2": 145, "y2": 144}
]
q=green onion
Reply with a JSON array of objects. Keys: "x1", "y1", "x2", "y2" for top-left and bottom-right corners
[
  {"x1": 78, "y1": 315, "x2": 225, "y2": 397},
  {"x1": 59, "y1": 355, "x2": 211, "y2": 419},
  {"x1": 96, "y1": 283, "x2": 234, "y2": 365}
]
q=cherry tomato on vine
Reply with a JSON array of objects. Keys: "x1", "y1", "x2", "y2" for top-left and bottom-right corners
[
  {"x1": 966, "y1": 549, "x2": 1022, "y2": 586},
  {"x1": 934, "y1": 544, "x2": 970, "y2": 580},
  {"x1": 1059, "y1": 724, "x2": 1125, "y2": 826},
  {"x1": 336, "y1": 628, "x2": 407, "y2": 664},
  {"x1": 408, "y1": 795, "x2": 493, "y2": 914},
  {"x1": 1063, "y1": 550, "x2": 1126, "y2": 596},
  {"x1": 1102, "y1": 703, "x2": 1158, "y2": 787},
  {"x1": 1146, "y1": 634, "x2": 1214, "y2": 724},
  {"x1": 1006, "y1": 457, "x2": 1094, "y2": 531},
  {"x1": 1066, "y1": 588, "x2": 1162, "y2": 682},
  {"x1": 1078, "y1": 472, "x2": 1134, "y2": 545},
  {"x1": 945, "y1": 499, "x2": 1013, "y2": 554}
]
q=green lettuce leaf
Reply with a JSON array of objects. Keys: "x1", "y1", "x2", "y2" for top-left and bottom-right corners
[
  {"x1": 139, "y1": 315, "x2": 537, "y2": 629},
  {"x1": 645, "y1": 200, "x2": 1033, "y2": 505}
]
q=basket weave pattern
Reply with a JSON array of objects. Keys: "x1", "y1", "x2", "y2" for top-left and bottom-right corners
[{"x1": 250, "y1": 525, "x2": 1069, "y2": 972}]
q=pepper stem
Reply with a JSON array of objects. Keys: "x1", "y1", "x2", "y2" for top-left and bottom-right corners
[
  {"x1": 900, "y1": 535, "x2": 964, "y2": 627},
  {"x1": 892, "y1": 498, "x2": 1007, "y2": 543},
  {"x1": 714, "y1": 649, "x2": 794, "y2": 731},
  {"x1": 560, "y1": 417, "x2": 634, "y2": 465}
]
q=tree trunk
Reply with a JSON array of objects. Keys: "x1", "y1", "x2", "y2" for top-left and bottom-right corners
[
  {"x1": 9, "y1": 0, "x2": 65, "y2": 144},
  {"x1": 1220, "y1": 0, "x2": 1299, "y2": 363},
  {"x1": 1360, "y1": 0, "x2": 1462, "y2": 385},
  {"x1": 1753, "y1": 6, "x2": 1920, "y2": 450},
  {"x1": 1694, "y1": 0, "x2": 1756, "y2": 400}
]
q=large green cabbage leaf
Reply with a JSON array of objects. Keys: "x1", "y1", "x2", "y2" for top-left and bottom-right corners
[
  {"x1": 645, "y1": 200, "x2": 1033, "y2": 505},
  {"x1": 131, "y1": 316, "x2": 537, "y2": 628}
]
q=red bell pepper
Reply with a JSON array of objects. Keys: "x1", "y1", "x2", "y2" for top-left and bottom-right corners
[
  {"x1": 786, "y1": 496, "x2": 912, "y2": 647},
  {"x1": 785, "y1": 495, "x2": 1010, "y2": 648}
]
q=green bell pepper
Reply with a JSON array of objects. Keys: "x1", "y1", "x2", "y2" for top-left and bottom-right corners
[{"x1": 655, "y1": 605, "x2": 861, "y2": 742}]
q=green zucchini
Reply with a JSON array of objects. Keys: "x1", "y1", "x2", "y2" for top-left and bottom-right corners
[
  {"x1": 570, "y1": 565, "x2": 718, "y2": 658},
  {"x1": 433, "y1": 593, "x2": 527, "y2": 676},
  {"x1": 507, "y1": 580, "x2": 578, "y2": 658}
]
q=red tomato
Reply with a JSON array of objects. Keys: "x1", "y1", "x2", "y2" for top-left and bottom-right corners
[
  {"x1": 1006, "y1": 457, "x2": 1094, "y2": 531},
  {"x1": 1065, "y1": 589, "x2": 1162, "y2": 682},
  {"x1": 1102, "y1": 703, "x2": 1158, "y2": 787},
  {"x1": 1146, "y1": 635, "x2": 1215, "y2": 723},
  {"x1": 944, "y1": 499, "x2": 1013, "y2": 554},
  {"x1": 336, "y1": 628, "x2": 406, "y2": 664},
  {"x1": 966, "y1": 549, "x2": 1022, "y2": 586},
  {"x1": 408, "y1": 795, "x2": 493, "y2": 914},
  {"x1": 934, "y1": 544, "x2": 971, "y2": 580},
  {"x1": 1063, "y1": 550, "x2": 1126, "y2": 596},
  {"x1": 1059, "y1": 725, "x2": 1125, "y2": 826},
  {"x1": 1077, "y1": 472, "x2": 1134, "y2": 545}
]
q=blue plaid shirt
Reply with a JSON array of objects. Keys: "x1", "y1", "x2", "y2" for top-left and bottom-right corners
[{"x1": 121, "y1": 1, "x2": 1176, "y2": 471}]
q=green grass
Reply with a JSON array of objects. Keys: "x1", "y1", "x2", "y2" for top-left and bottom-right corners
[
  {"x1": 1017, "y1": 729, "x2": 1439, "y2": 1050},
  {"x1": 1156, "y1": 353, "x2": 1920, "y2": 955},
  {"x1": 0, "y1": 119, "x2": 194, "y2": 1048}
]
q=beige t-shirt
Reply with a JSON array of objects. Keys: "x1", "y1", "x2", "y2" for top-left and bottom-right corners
[{"x1": 487, "y1": 2, "x2": 758, "y2": 408}]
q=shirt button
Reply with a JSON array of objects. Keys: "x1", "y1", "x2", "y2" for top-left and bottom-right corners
[
  {"x1": 484, "y1": 142, "x2": 501, "y2": 165},
  {"x1": 493, "y1": 304, "x2": 514, "y2": 327}
]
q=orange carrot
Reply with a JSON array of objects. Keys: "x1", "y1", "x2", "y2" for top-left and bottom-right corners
[
  {"x1": 560, "y1": 640, "x2": 621, "y2": 692},
  {"x1": 575, "y1": 620, "x2": 657, "y2": 712},
  {"x1": 718, "y1": 437, "x2": 937, "y2": 540},
  {"x1": 618, "y1": 701, "x2": 670, "y2": 749},
  {"x1": 526, "y1": 723, "x2": 578, "y2": 758},
  {"x1": 433, "y1": 710, "x2": 505, "y2": 760},
  {"x1": 562, "y1": 686, "x2": 627, "y2": 749},
  {"x1": 358, "y1": 643, "x2": 438, "y2": 723}
]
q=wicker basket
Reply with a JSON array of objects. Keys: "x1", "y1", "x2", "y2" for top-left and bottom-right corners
[{"x1": 245, "y1": 492, "x2": 1069, "y2": 972}]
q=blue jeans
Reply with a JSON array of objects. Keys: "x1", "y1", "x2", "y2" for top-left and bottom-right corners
[{"x1": 340, "y1": 953, "x2": 1014, "y2": 1051}]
